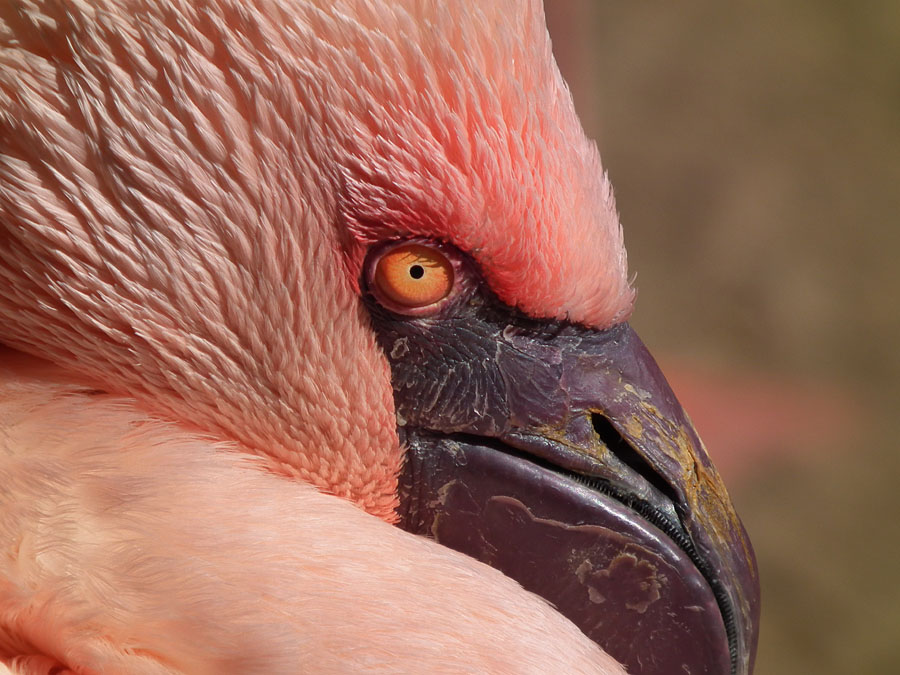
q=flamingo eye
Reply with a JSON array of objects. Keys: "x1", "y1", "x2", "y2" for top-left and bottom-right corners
[{"x1": 369, "y1": 242, "x2": 455, "y2": 314}]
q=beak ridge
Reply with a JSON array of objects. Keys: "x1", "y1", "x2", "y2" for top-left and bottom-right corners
[{"x1": 497, "y1": 323, "x2": 760, "y2": 674}]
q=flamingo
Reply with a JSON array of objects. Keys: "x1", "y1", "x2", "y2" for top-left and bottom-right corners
[{"x1": 0, "y1": 1, "x2": 759, "y2": 673}]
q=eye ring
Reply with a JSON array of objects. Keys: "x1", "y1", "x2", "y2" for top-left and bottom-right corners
[{"x1": 365, "y1": 240, "x2": 460, "y2": 316}]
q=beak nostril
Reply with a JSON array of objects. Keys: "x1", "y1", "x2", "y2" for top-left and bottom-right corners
[{"x1": 590, "y1": 413, "x2": 680, "y2": 507}]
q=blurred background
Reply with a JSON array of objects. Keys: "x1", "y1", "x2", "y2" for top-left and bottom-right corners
[{"x1": 544, "y1": 2, "x2": 899, "y2": 673}]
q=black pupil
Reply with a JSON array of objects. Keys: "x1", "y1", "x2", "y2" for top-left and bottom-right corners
[{"x1": 409, "y1": 264, "x2": 425, "y2": 280}]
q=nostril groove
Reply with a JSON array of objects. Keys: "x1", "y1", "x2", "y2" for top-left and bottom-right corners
[{"x1": 590, "y1": 413, "x2": 680, "y2": 506}]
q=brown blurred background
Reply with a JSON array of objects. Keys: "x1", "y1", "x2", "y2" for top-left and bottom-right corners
[{"x1": 544, "y1": 2, "x2": 900, "y2": 673}]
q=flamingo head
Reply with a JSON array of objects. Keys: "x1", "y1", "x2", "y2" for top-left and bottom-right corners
[{"x1": 0, "y1": 1, "x2": 758, "y2": 672}]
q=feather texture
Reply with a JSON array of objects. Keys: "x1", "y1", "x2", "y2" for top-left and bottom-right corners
[{"x1": 0, "y1": 1, "x2": 634, "y2": 670}]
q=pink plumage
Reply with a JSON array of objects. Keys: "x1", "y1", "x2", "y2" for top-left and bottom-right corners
[
  {"x1": 0, "y1": 0, "x2": 633, "y2": 671},
  {"x1": 0, "y1": 0, "x2": 631, "y2": 518},
  {"x1": 0, "y1": 1, "x2": 760, "y2": 673}
]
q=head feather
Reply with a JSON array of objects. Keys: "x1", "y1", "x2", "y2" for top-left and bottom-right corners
[{"x1": 0, "y1": 0, "x2": 632, "y2": 517}]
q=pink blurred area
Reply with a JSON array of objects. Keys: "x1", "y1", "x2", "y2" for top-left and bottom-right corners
[{"x1": 662, "y1": 359, "x2": 862, "y2": 484}]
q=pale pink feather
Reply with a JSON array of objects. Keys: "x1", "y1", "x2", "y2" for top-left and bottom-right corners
[{"x1": 0, "y1": 352, "x2": 624, "y2": 673}]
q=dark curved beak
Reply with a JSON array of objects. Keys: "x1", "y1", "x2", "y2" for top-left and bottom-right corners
[{"x1": 369, "y1": 292, "x2": 760, "y2": 674}]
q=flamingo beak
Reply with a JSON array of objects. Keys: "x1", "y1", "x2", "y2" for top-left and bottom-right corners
[{"x1": 369, "y1": 295, "x2": 760, "y2": 674}]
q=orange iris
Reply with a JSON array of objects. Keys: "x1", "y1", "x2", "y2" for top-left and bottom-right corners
[{"x1": 373, "y1": 243, "x2": 454, "y2": 308}]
